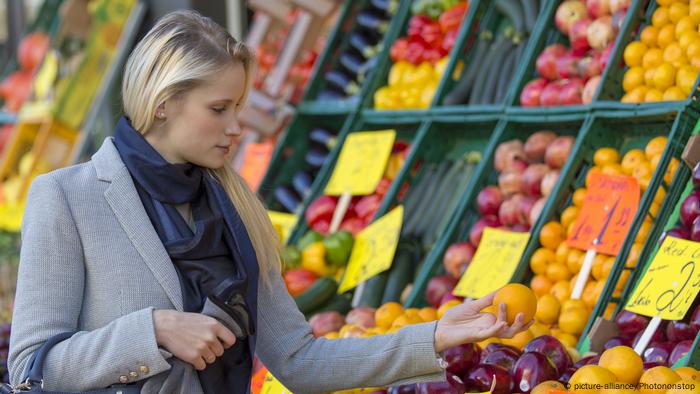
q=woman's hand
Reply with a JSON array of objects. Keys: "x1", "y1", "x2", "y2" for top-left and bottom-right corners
[
  {"x1": 153, "y1": 309, "x2": 236, "y2": 370},
  {"x1": 433, "y1": 292, "x2": 533, "y2": 353}
]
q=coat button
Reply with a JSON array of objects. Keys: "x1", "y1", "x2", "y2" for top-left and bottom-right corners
[
  {"x1": 119, "y1": 375, "x2": 128, "y2": 384},
  {"x1": 129, "y1": 371, "x2": 138, "y2": 379},
  {"x1": 140, "y1": 365, "x2": 149, "y2": 374}
]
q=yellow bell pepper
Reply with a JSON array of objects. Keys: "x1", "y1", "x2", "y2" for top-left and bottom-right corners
[
  {"x1": 301, "y1": 241, "x2": 328, "y2": 276},
  {"x1": 384, "y1": 153, "x2": 405, "y2": 180},
  {"x1": 388, "y1": 61, "x2": 411, "y2": 86}
]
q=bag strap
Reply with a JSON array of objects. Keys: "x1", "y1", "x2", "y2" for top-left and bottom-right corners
[{"x1": 22, "y1": 332, "x2": 75, "y2": 387}]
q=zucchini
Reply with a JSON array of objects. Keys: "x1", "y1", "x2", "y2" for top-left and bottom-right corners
[
  {"x1": 468, "y1": 38, "x2": 500, "y2": 105},
  {"x1": 357, "y1": 273, "x2": 388, "y2": 308},
  {"x1": 312, "y1": 293, "x2": 353, "y2": 316},
  {"x1": 418, "y1": 160, "x2": 464, "y2": 240},
  {"x1": 443, "y1": 36, "x2": 491, "y2": 105},
  {"x1": 494, "y1": 46, "x2": 518, "y2": 104},
  {"x1": 520, "y1": 0, "x2": 538, "y2": 33},
  {"x1": 481, "y1": 38, "x2": 514, "y2": 104},
  {"x1": 495, "y1": 0, "x2": 526, "y2": 36},
  {"x1": 294, "y1": 277, "x2": 338, "y2": 315},
  {"x1": 381, "y1": 241, "x2": 419, "y2": 304},
  {"x1": 430, "y1": 155, "x2": 480, "y2": 244},
  {"x1": 403, "y1": 163, "x2": 450, "y2": 237}
]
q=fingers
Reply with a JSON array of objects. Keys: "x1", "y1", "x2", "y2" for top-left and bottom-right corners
[
  {"x1": 499, "y1": 313, "x2": 534, "y2": 339},
  {"x1": 208, "y1": 335, "x2": 225, "y2": 357},
  {"x1": 214, "y1": 323, "x2": 237, "y2": 349},
  {"x1": 469, "y1": 292, "x2": 497, "y2": 313}
]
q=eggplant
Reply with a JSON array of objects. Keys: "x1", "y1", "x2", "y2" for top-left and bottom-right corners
[
  {"x1": 357, "y1": 10, "x2": 389, "y2": 34},
  {"x1": 305, "y1": 145, "x2": 329, "y2": 169},
  {"x1": 317, "y1": 88, "x2": 346, "y2": 100},
  {"x1": 274, "y1": 185, "x2": 301, "y2": 213},
  {"x1": 339, "y1": 52, "x2": 377, "y2": 83},
  {"x1": 369, "y1": 0, "x2": 399, "y2": 16},
  {"x1": 324, "y1": 70, "x2": 361, "y2": 96},
  {"x1": 309, "y1": 128, "x2": 337, "y2": 149},
  {"x1": 292, "y1": 170, "x2": 314, "y2": 199},
  {"x1": 349, "y1": 30, "x2": 381, "y2": 59}
]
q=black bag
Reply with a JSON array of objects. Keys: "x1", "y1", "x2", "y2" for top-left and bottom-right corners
[{"x1": 1, "y1": 332, "x2": 142, "y2": 394}]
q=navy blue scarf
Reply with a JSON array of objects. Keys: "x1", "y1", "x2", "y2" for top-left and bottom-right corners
[{"x1": 113, "y1": 117, "x2": 259, "y2": 393}]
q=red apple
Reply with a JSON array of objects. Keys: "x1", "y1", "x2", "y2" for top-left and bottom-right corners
[
  {"x1": 578, "y1": 54, "x2": 603, "y2": 79},
  {"x1": 346, "y1": 307, "x2": 376, "y2": 329},
  {"x1": 417, "y1": 373, "x2": 465, "y2": 394},
  {"x1": 559, "y1": 78, "x2": 585, "y2": 105},
  {"x1": 477, "y1": 186, "x2": 504, "y2": 216},
  {"x1": 616, "y1": 310, "x2": 650, "y2": 337},
  {"x1": 582, "y1": 76, "x2": 601, "y2": 104},
  {"x1": 499, "y1": 172, "x2": 525, "y2": 196},
  {"x1": 439, "y1": 291, "x2": 463, "y2": 306},
  {"x1": 556, "y1": 52, "x2": 581, "y2": 80},
  {"x1": 643, "y1": 342, "x2": 674, "y2": 365},
  {"x1": 661, "y1": 227, "x2": 691, "y2": 244},
  {"x1": 443, "y1": 242, "x2": 476, "y2": 279},
  {"x1": 469, "y1": 216, "x2": 501, "y2": 246},
  {"x1": 545, "y1": 136, "x2": 575, "y2": 169},
  {"x1": 537, "y1": 45, "x2": 567, "y2": 81},
  {"x1": 499, "y1": 197, "x2": 521, "y2": 226},
  {"x1": 609, "y1": 0, "x2": 630, "y2": 12},
  {"x1": 693, "y1": 161, "x2": 700, "y2": 189},
  {"x1": 574, "y1": 355, "x2": 600, "y2": 368},
  {"x1": 691, "y1": 216, "x2": 700, "y2": 242},
  {"x1": 481, "y1": 347, "x2": 522, "y2": 373},
  {"x1": 524, "y1": 131, "x2": 558, "y2": 163},
  {"x1": 556, "y1": 0, "x2": 590, "y2": 35},
  {"x1": 540, "y1": 81, "x2": 562, "y2": 106},
  {"x1": 426, "y1": 275, "x2": 457, "y2": 308},
  {"x1": 558, "y1": 367, "x2": 577, "y2": 384},
  {"x1": 644, "y1": 362, "x2": 665, "y2": 370},
  {"x1": 443, "y1": 343, "x2": 482, "y2": 376},
  {"x1": 690, "y1": 304, "x2": 700, "y2": 331},
  {"x1": 633, "y1": 327, "x2": 667, "y2": 348},
  {"x1": 570, "y1": 18, "x2": 593, "y2": 55},
  {"x1": 666, "y1": 321, "x2": 696, "y2": 343},
  {"x1": 512, "y1": 352, "x2": 558, "y2": 393},
  {"x1": 388, "y1": 385, "x2": 417, "y2": 394},
  {"x1": 611, "y1": 9, "x2": 627, "y2": 33},
  {"x1": 587, "y1": 16, "x2": 614, "y2": 50},
  {"x1": 524, "y1": 335, "x2": 573, "y2": 376},
  {"x1": 463, "y1": 364, "x2": 514, "y2": 394},
  {"x1": 598, "y1": 43, "x2": 614, "y2": 70},
  {"x1": 529, "y1": 197, "x2": 547, "y2": 227},
  {"x1": 513, "y1": 194, "x2": 538, "y2": 226},
  {"x1": 669, "y1": 340, "x2": 693, "y2": 366},
  {"x1": 604, "y1": 336, "x2": 632, "y2": 350},
  {"x1": 523, "y1": 164, "x2": 550, "y2": 196},
  {"x1": 681, "y1": 192, "x2": 700, "y2": 226},
  {"x1": 495, "y1": 140, "x2": 526, "y2": 172},
  {"x1": 512, "y1": 223, "x2": 531, "y2": 232},
  {"x1": 484, "y1": 343, "x2": 523, "y2": 356},
  {"x1": 587, "y1": 0, "x2": 611, "y2": 19},
  {"x1": 521, "y1": 78, "x2": 548, "y2": 106}
]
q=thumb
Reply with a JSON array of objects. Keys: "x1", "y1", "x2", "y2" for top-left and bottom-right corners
[{"x1": 468, "y1": 291, "x2": 497, "y2": 312}]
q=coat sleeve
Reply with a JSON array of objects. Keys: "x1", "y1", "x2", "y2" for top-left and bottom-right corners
[
  {"x1": 255, "y1": 268, "x2": 446, "y2": 393},
  {"x1": 8, "y1": 174, "x2": 172, "y2": 391}
]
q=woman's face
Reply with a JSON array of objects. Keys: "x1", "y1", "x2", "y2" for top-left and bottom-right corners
[{"x1": 148, "y1": 62, "x2": 246, "y2": 169}]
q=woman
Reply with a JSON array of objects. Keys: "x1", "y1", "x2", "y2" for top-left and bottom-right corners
[{"x1": 8, "y1": 10, "x2": 531, "y2": 394}]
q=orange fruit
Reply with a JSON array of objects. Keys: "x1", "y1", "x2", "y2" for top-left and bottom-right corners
[
  {"x1": 600, "y1": 387, "x2": 640, "y2": 393},
  {"x1": 531, "y1": 247, "x2": 555, "y2": 274},
  {"x1": 632, "y1": 161, "x2": 653, "y2": 182},
  {"x1": 638, "y1": 366, "x2": 681, "y2": 393},
  {"x1": 602, "y1": 163, "x2": 625, "y2": 176},
  {"x1": 531, "y1": 380, "x2": 566, "y2": 394},
  {"x1": 653, "y1": 62, "x2": 677, "y2": 90},
  {"x1": 622, "y1": 87, "x2": 648, "y2": 103},
  {"x1": 531, "y1": 274, "x2": 554, "y2": 297},
  {"x1": 586, "y1": 166, "x2": 604, "y2": 188},
  {"x1": 602, "y1": 255, "x2": 616, "y2": 279},
  {"x1": 692, "y1": 54, "x2": 700, "y2": 69},
  {"x1": 573, "y1": 188, "x2": 587, "y2": 207},
  {"x1": 594, "y1": 147, "x2": 622, "y2": 166},
  {"x1": 570, "y1": 365, "x2": 618, "y2": 394},
  {"x1": 600, "y1": 346, "x2": 644, "y2": 384},
  {"x1": 477, "y1": 337, "x2": 500, "y2": 348},
  {"x1": 676, "y1": 16, "x2": 697, "y2": 39},
  {"x1": 547, "y1": 262, "x2": 572, "y2": 282},
  {"x1": 652, "y1": 7, "x2": 671, "y2": 27},
  {"x1": 559, "y1": 307, "x2": 588, "y2": 335},
  {"x1": 535, "y1": 294, "x2": 560, "y2": 325},
  {"x1": 592, "y1": 254, "x2": 609, "y2": 280},
  {"x1": 688, "y1": 41, "x2": 700, "y2": 58},
  {"x1": 635, "y1": 221, "x2": 653, "y2": 244},
  {"x1": 529, "y1": 321, "x2": 551, "y2": 338},
  {"x1": 677, "y1": 65, "x2": 698, "y2": 94},
  {"x1": 555, "y1": 242, "x2": 571, "y2": 265},
  {"x1": 664, "y1": 86, "x2": 687, "y2": 100},
  {"x1": 583, "y1": 280, "x2": 601, "y2": 308},
  {"x1": 646, "y1": 88, "x2": 665, "y2": 102},
  {"x1": 623, "y1": 67, "x2": 646, "y2": 93},
  {"x1": 667, "y1": 379, "x2": 700, "y2": 393},
  {"x1": 604, "y1": 302, "x2": 618, "y2": 320},
  {"x1": 567, "y1": 249, "x2": 585, "y2": 274},
  {"x1": 674, "y1": 367, "x2": 700, "y2": 381},
  {"x1": 658, "y1": 24, "x2": 677, "y2": 48},
  {"x1": 641, "y1": 25, "x2": 660, "y2": 47},
  {"x1": 664, "y1": 42, "x2": 686, "y2": 66},
  {"x1": 622, "y1": 149, "x2": 647, "y2": 175},
  {"x1": 626, "y1": 243, "x2": 643, "y2": 268},
  {"x1": 375, "y1": 302, "x2": 404, "y2": 329},
  {"x1": 555, "y1": 331, "x2": 579, "y2": 347},
  {"x1": 569, "y1": 273, "x2": 580, "y2": 292},
  {"x1": 666, "y1": 157, "x2": 680, "y2": 184},
  {"x1": 645, "y1": 67, "x2": 658, "y2": 87},
  {"x1": 540, "y1": 221, "x2": 565, "y2": 250},
  {"x1": 551, "y1": 280, "x2": 572, "y2": 303},
  {"x1": 562, "y1": 298, "x2": 588, "y2": 313},
  {"x1": 418, "y1": 307, "x2": 438, "y2": 322},
  {"x1": 437, "y1": 299, "x2": 461, "y2": 319},
  {"x1": 692, "y1": 3, "x2": 700, "y2": 23},
  {"x1": 649, "y1": 201, "x2": 661, "y2": 220},
  {"x1": 392, "y1": 313, "x2": 422, "y2": 329},
  {"x1": 501, "y1": 329, "x2": 533, "y2": 349},
  {"x1": 646, "y1": 136, "x2": 668, "y2": 159},
  {"x1": 615, "y1": 270, "x2": 632, "y2": 293},
  {"x1": 656, "y1": 0, "x2": 675, "y2": 7},
  {"x1": 493, "y1": 283, "x2": 537, "y2": 325},
  {"x1": 679, "y1": 31, "x2": 699, "y2": 52},
  {"x1": 625, "y1": 41, "x2": 649, "y2": 67},
  {"x1": 670, "y1": 2, "x2": 691, "y2": 23},
  {"x1": 654, "y1": 187, "x2": 666, "y2": 204}
]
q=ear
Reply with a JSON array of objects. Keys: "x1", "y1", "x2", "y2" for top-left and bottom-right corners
[{"x1": 155, "y1": 102, "x2": 166, "y2": 119}]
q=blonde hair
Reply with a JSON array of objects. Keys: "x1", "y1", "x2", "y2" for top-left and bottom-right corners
[{"x1": 122, "y1": 10, "x2": 280, "y2": 279}]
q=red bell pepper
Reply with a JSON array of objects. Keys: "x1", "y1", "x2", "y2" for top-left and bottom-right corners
[
  {"x1": 442, "y1": 27, "x2": 460, "y2": 52},
  {"x1": 284, "y1": 269, "x2": 318, "y2": 297},
  {"x1": 354, "y1": 194, "x2": 382, "y2": 221},
  {"x1": 408, "y1": 15, "x2": 432, "y2": 38},
  {"x1": 340, "y1": 217, "x2": 366, "y2": 236},
  {"x1": 439, "y1": 3, "x2": 468, "y2": 33},
  {"x1": 392, "y1": 140, "x2": 410, "y2": 154},
  {"x1": 390, "y1": 38, "x2": 410, "y2": 62},
  {"x1": 310, "y1": 218, "x2": 330, "y2": 235},
  {"x1": 305, "y1": 195, "x2": 337, "y2": 228},
  {"x1": 421, "y1": 22, "x2": 443, "y2": 47},
  {"x1": 406, "y1": 37, "x2": 427, "y2": 64},
  {"x1": 423, "y1": 48, "x2": 443, "y2": 65},
  {"x1": 375, "y1": 178, "x2": 393, "y2": 198}
]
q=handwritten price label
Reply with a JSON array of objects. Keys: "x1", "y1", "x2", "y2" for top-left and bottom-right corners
[
  {"x1": 267, "y1": 211, "x2": 298, "y2": 244},
  {"x1": 454, "y1": 228, "x2": 530, "y2": 299},
  {"x1": 325, "y1": 130, "x2": 396, "y2": 196},
  {"x1": 567, "y1": 173, "x2": 640, "y2": 255},
  {"x1": 260, "y1": 372, "x2": 292, "y2": 394},
  {"x1": 338, "y1": 206, "x2": 403, "y2": 293},
  {"x1": 625, "y1": 236, "x2": 700, "y2": 320}
]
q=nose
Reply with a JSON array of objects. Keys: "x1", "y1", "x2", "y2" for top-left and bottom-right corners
[{"x1": 224, "y1": 117, "x2": 242, "y2": 136}]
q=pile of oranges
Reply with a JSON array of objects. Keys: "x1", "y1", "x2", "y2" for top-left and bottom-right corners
[
  {"x1": 526, "y1": 137, "x2": 676, "y2": 348},
  {"x1": 621, "y1": 0, "x2": 700, "y2": 103}
]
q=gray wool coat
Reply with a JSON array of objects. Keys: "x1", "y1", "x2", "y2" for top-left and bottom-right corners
[{"x1": 8, "y1": 137, "x2": 446, "y2": 393}]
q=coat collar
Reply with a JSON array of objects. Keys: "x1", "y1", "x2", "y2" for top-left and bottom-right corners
[{"x1": 92, "y1": 138, "x2": 184, "y2": 311}]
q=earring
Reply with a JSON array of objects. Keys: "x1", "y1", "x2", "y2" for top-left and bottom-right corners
[{"x1": 156, "y1": 111, "x2": 165, "y2": 119}]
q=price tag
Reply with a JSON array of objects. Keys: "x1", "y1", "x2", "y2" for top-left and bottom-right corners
[
  {"x1": 567, "y1": 173, "x2": 640, "y2": 255},
  {"x1": 260, "y1": 372, "x2": 292, "y2": 394},
  {"x1": 267, "y1": 211, "x2": 297, "y2": 244},
  {"x1": 338, "y1": 205, "x2": 403, "y2": 293},
  {"x1": 454, "y1": 228, "x2": 530, "y2": 299},
  {"x1": 240, "y1": 142, "x2": 274, "y2": 192},
  {"x1": 324, "y1": 130, "x2": 396, "y2": 196},
  {"x1": 625, "y1": 236, "x2": 700, "y2": 320}
]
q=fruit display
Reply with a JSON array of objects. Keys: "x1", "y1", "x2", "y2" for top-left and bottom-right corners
[
  {"x1": 316, "y1": 0, "x2": 400, "y2": 101},
  {"x1": 662, "y1": 161, "x2": 700, "y2": 242},
  {"x1": 0, "y1": 32, "x2": 50, "y2": 113},
  {"x1": 373, "y1": 1, "x2": 468, "y2": 109},
  {"x1": 618, "y1": 0, "x2": 700, "y2": 103},
  {"x1": 518, "y1": 0, "x2": 630, "y2": 107},
  {"x1": 273, "y1": 127, "x2": 339, "y2": 213},
  {"x1": 443, "y1": 0, "x2": 541, "y2": 106}
]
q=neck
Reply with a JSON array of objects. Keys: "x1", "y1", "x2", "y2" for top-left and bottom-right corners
[{"x1": 144, "y1": 125, "x2": 186, "y2": 164}]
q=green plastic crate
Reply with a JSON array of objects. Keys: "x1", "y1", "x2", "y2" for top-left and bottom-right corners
[
  {"x1": 405, "y1": 112, "x2": 589, "y2": 307},
  {"x1": 299, "y1": 0, "x2": 412, "y2": 115},
  {"x1": 595, "y1": 0, "x2": 700, "y2": 111}
]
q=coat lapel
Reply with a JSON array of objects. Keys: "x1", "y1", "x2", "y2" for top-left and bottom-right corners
[{"x1": 94, "y1": 138, "x2": 184, "y2": 311}]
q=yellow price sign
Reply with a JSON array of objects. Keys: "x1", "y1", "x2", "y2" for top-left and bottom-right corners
[
  {"x1": 267, "y1": 210, "x2": 297, "y2": 244},
  {"x1": 454, "y1": 228, "x2": 530, "y2": 299},
  {"x1": 260, "y1": 372, "x2": 292, "y2": 394},
  {"x1": 338, "y1": 205, "x2": 403, "y2": 293},
  {"x1": 625, "y1": 236, "x2": 700, "y2": 320},
  {"x1": 324, "y1": 130, "x2": 396, "y2": 196}
]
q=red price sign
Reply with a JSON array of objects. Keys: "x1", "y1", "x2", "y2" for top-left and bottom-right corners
[{"x1": 566, "y1": 172, "x2": 640, "y2": 255}]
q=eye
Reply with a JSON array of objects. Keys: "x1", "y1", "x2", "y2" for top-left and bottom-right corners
[{"x1": 211, "y1": 107, "x2": 226, "y2": 114}]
